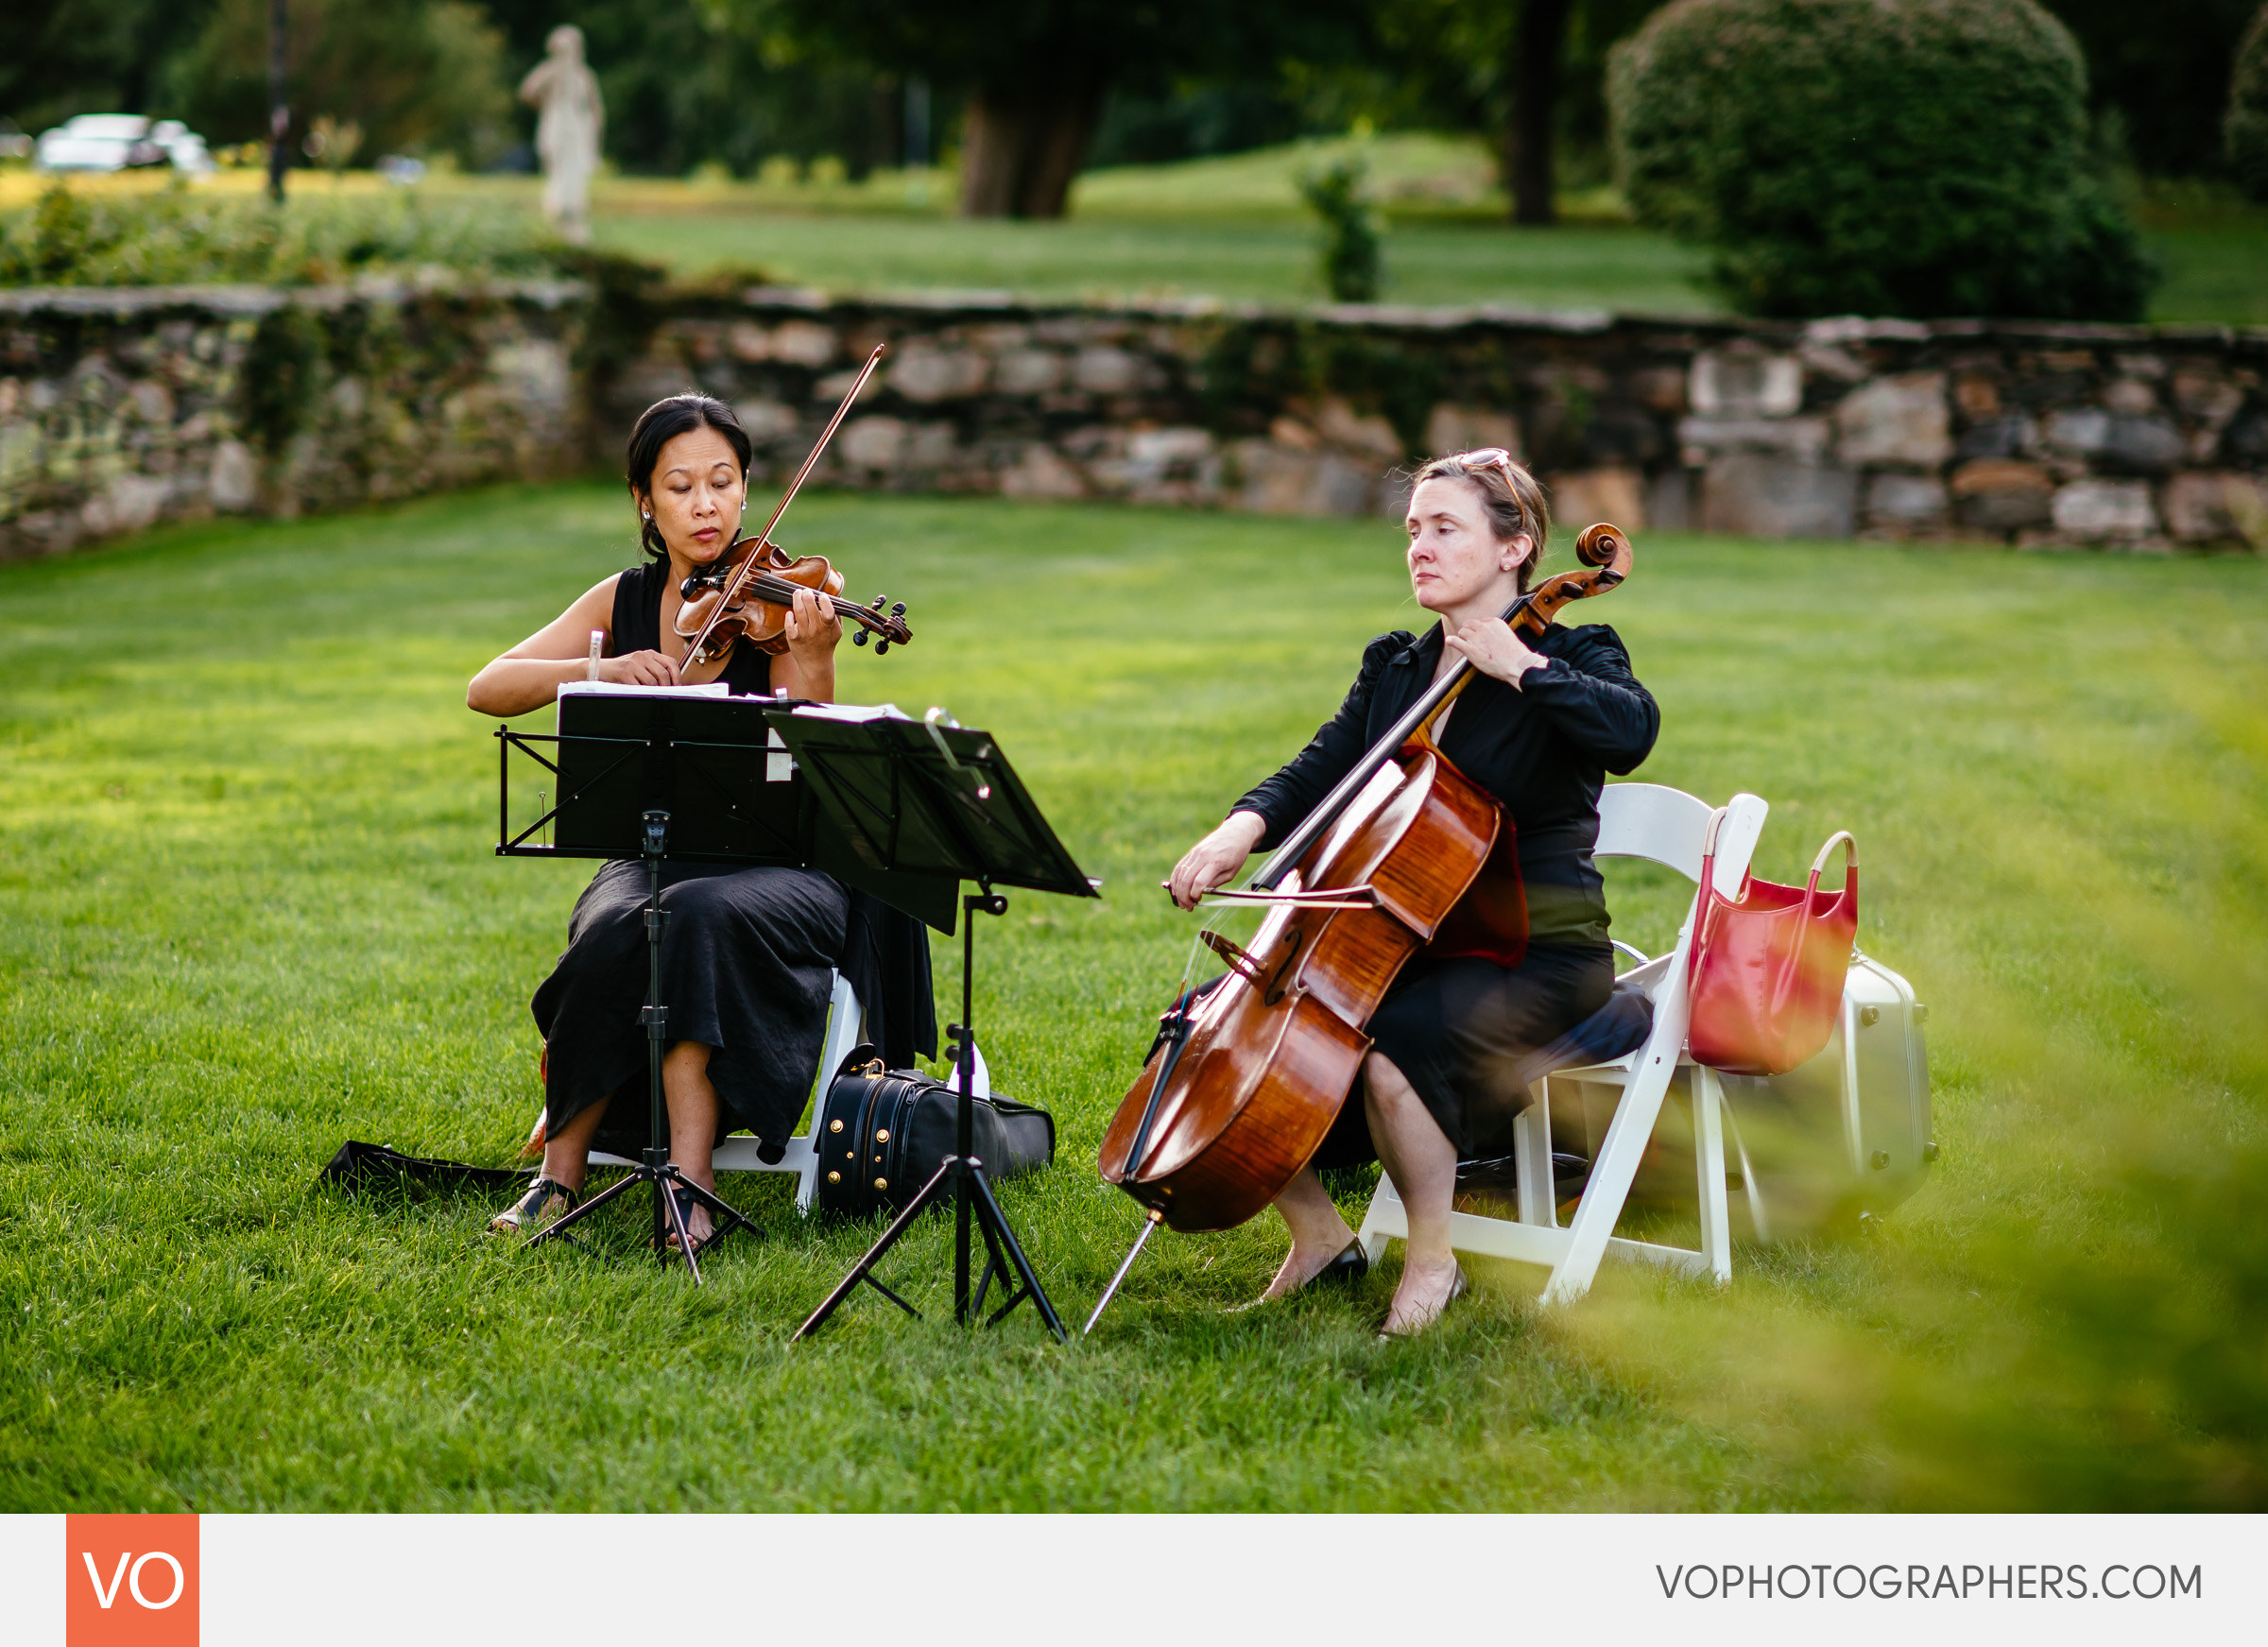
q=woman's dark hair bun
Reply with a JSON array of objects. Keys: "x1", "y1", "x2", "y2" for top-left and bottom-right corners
[{"x1": 626, "y1": 392, "x2": 753, "y2": 561}]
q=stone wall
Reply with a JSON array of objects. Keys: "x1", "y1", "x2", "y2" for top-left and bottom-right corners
[
  {"x1": 7, "y1": 280, "x2": 2264, "y2": 559},
  {"x1": 0, "y1": 282, "x2": 587, "y2": 560},
  {"x1": 623, "y1": 296, "x2": 2268, "y2": 552}
]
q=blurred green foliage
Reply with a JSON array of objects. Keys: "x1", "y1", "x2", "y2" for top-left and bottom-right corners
[
  {"x1": 482, "y1": 0, "x2": 917, "y2": 180},
  {"x1": 754, "y1": 0, "x2": 1374, "y2": 216},
  {"x1": 1608, "y1": 0, "x2": 2156, "y2": 320},
  {"x1": 2231, "y1": 7, "x2": 2268, "y2": 200},
  {"x1": 0, "y1": 0, "x2": 213, "y2": 141},
  {"x1": 1296, "y1": 153, "x2": 1384, "y2": 300},
  {"x1": 1563, "y1": 577, "x2": 2268, "y2": 1508},
  {"x1": 6, "y1": 0, "x2": 2259, "y2": 208},
  {"x1": 2042, "y1": 0, "x2": 2265, "y2": 178},
  {"x1": 0, "y1": 182, "x2": 563, "y2": 286},
  {"x1": 163, "y1": 0, "x2": 515, "y2": 172}
]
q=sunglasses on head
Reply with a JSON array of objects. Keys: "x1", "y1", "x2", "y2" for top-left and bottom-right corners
[{"x1": 1453, "y1": 447, "x2": 1515, "y2": 473}]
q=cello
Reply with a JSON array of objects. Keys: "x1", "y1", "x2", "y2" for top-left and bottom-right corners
[{"x1": 1090, "y1": 523, "x2": 1635, "y2": 1314}]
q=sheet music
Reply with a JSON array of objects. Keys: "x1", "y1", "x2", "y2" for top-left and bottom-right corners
[
  {"x1": 556, "y1": 680, "x2": 732, "y2": 699},
  {"x1": 792, "y1": 701, "x2": 910, "y2": 723},
  {"x1": 556, "y1": 678, "x2": 730, "y2": 731}
]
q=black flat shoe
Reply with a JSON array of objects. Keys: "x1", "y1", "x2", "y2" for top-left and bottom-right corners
[
  {"x1": 1296, "y1": 1239, "x2": 1370, "y2": 1292},
  {"x1": 490, "y1": 1176, "x2": 577, "y2": 1236},
  {"x1": 1228, "y1": 1239, "x2": 1373, "y2": 1312},
  {"x1": 1379, "y1": 1263, "x2": 1469, "y2": 1340}
]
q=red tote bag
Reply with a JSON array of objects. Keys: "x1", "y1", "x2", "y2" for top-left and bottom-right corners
[{"x1": 1686, "y1": 822, "x2": 1858, "y2": 1076}]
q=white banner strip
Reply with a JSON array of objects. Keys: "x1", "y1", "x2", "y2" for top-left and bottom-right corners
[{"x1": 9, "y1": 1512, "x2": 2262, "y2": 1647}]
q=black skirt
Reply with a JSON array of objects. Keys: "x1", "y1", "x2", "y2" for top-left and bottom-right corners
[
  {"x1": 1311, "y1": 942, "x2": 1615, "y2": 1169},
  {"x1": 532, "y1": 860, "x2": 850, "y2": 1157}
]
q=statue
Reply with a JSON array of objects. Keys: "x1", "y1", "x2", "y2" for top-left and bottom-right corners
[{"x1": 519, "y1": 26, "x2": 604, "y2": 245}]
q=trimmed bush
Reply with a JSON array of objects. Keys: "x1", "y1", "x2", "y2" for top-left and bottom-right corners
[
  {"x1": 0, "y1": 184, "x2": 563, "y2": 287},
  {"x1": 2231, "y1": 6, "x2": 2268, "y2": 200},
  {"x1": 1608, "y1": 0, "x2": 2156, "y2": 319}
]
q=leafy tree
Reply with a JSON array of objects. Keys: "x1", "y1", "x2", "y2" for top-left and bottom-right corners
[
  {"x1": 2040, "y1": 0, "x2": 2262, "y2": 178},
  {"x1": 165, "y1": 0, "x2": 514, "y2": 166},
  {"x1": 1086, "y1": 83, "x2": 1314, "y2": 168},
  {"x1": 1367, "y1": 0, "x2": 1660, "y2": 224},
  {"x1": 479, "y1": 0, "x2": 908, "y2": 179},
  {"x1": 2230, "y1": 4, "x2": 2268, "y2": 197},
  {"x1": 758, "y1": 0, "x2": 1371, "y2": 218},
  {"x1": 0, "y1": 0, "x2": 219, "y2": 136},
  {"x1": 1609, "y1": 0, "x2": 2156, "y2": 319}
]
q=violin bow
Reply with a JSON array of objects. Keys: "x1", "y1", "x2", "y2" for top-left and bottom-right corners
[{"x1": 680, "y1": 342, "x2": 888, "y2": 665}]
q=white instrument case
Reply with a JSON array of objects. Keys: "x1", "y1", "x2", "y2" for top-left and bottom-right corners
[{"x1": 1717, "y1": 951, "x2": 1934, "y2": 1236}]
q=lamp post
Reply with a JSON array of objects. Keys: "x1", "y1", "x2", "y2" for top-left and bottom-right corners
[{"x1": 266, "y1": 0, "x2": 288, "y2": 204}]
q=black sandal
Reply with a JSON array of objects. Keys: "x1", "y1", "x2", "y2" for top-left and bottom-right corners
[
  {"x1": 490, "y1": 1176, "x2": 578, "y2": 1236},
  {"x1": 662, "y1": 1181, "x2": 719, "y2": 1262}
]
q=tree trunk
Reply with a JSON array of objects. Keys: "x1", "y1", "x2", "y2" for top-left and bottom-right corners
[
  {"x1": 958, "y1": 72, "x2": 1105, "y2": 219},
  {"x1": 1505, "y1": 0, "x2": 1572, "y2": 226}
]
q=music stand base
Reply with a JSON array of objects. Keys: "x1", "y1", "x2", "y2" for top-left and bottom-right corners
[
  {"x1": 790, "y1": 1154, "x2": 1064, "y2": 1341},
  {"x1": 520, "y1": 809, "x2": 759, "y2": 1287},
  {"x1": 793, "y1": 889, "x2": 1066, "y2": 1344},
  {"x1": 526, "y1": 1158, "x2": 758, "y2": 1286}
]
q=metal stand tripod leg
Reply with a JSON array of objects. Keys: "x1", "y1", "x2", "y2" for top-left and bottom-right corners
[
  {"x1": 526, "y1": 809, "x2": 757, "y2": 1283},
  {"x1": 791, "y1": 889, "x2": 1066, "y2": 1343}
]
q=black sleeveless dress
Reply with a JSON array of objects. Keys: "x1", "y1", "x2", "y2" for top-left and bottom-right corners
[{"x1": 529, "y1": 560, "x2": 935, "y2": 1157}]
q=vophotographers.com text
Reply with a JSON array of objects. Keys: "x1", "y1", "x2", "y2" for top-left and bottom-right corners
[{"x1": 1658, "y1": 1563, "x2": 2203, "y2": 1602}]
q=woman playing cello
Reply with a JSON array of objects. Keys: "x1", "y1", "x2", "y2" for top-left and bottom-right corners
[
  {"x1": 467, "y1": 392, "x2": 931, "y2": 1255},
  {"x1": 1163, "y1": 451, "x2": 1658, "y2": 1334}
]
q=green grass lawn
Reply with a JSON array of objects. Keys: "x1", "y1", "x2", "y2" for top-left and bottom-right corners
[
  {"x1": 583, "y1": 134, "x2": 2268, "y2": 322},
  {"x1": 3, "y1": 488, "x2": 2264, "y2": 1510},
  {"x1": 594, "y1": 210, "x2": 1714, "y2": 314}
]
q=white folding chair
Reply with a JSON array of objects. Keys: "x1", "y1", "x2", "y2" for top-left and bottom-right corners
[
  {"x1": 1354, "y1": 783, "x2": 1769, "y2": 1305},
  {"x1": 532, "y1": 969, "x2": 866, "y2": 1215}
]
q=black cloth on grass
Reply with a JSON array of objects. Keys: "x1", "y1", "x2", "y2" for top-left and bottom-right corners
[{"x1": 1233, "y1": 622, "x2": 1658, "y2": 1165}]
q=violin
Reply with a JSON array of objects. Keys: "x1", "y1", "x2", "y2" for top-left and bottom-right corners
[
  {"x1": 672, "y1": 342, "x2": 915, "y2": 668},
  {"x1": 1096, "y1": 523, "x2": 1635, "y2": 1239},
  {"x1": 675, "y1": 537, "x2": 911, "y2": 661}
]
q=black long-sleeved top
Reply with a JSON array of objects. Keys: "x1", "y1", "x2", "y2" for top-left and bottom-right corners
[{"x1": 1233, "y1": 622, "x2": 1659, "y2": 948}]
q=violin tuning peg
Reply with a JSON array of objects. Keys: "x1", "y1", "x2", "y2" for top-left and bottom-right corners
[
  {"x1": 874, "y1": 642, "x2": 889, "y2": 657},
  {"x1": 853, "y1": 630, "x2": 869, "y2": 646},
  {"x1": 890, "y1": 602, "x2": 906, "y2": 617}
]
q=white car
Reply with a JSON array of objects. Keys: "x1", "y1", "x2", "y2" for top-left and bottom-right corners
[{"x1": 35, "y1": 114, "x2": 215, "y2": 175}]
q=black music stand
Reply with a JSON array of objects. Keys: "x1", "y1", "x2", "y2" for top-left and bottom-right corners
[
  {"x1": 494, "y1": 687, "x2": 876, "y2": 1284},
  {"x1": 772, "y1": 708, "x2": 1099, "y2": 1342}
]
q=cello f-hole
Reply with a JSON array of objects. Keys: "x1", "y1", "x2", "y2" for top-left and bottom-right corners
[{"x1": 1263, "y1": 927, "x2": 1304, "y2": 1006}]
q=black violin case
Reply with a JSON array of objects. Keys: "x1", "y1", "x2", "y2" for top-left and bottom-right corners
[{"x1": 813, "y1": 1050, "x2": 1055, "y2": 1219}]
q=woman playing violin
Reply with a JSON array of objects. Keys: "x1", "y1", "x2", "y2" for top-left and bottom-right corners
[
  {"x1": 467, "y1": 392, "x2": 929, "y2": 1255},
  {"x1": 1165, "y1": 451, "x2": 1659, "y2": 1335}
]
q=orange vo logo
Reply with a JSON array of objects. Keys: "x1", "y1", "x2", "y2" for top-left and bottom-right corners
[{"x1": 66, "y1": 1515, "x2": 198, "y2": 1647}]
